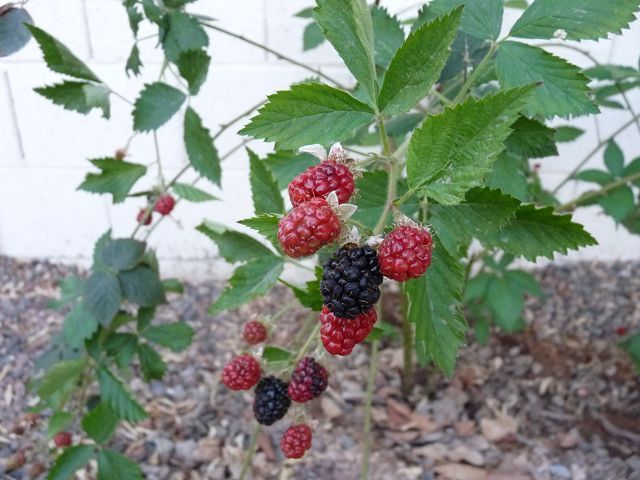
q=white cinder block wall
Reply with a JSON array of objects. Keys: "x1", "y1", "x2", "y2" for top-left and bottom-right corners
[{"x1": 0, "y1": 1, "x2": 639, "y2": 279}]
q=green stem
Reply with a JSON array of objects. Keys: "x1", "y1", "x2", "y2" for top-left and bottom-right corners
[
  {"x1": 239, "y1": 424, "x2": 261, "y2": 480},
  {"x1": 400, "y1": 292, "x2": 412, "y2": 398},
  {"x1": 372, "y1": 116, "x2": 398, "y2": 235},
  {"x1": 557, "y1": 170, "x2": 640, "y2": 211},
  {"x1": 294, "y1": 323, "x2": 321, "y2": 363},
  {"x1": 360, "y1": 338, "x2": 379, "y2": 480},
  {"x1": 453, "y1": 42, "x2": 498, "y2": 104},
  {"x1": 200, "y1": 22, "x2": 346, "y2": 89},
  {"x1": 552, "y1": 113, "x2": 640, "y2": 194}
]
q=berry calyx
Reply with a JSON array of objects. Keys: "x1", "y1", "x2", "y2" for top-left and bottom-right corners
[
  {"x1": 53, "y1": 431, "x2": 72, "y2": 447},
  {"x1": 243, "y1": 321, "x2": 268, "y2": 345},
  {"x1": 288, "y1": 357, "x2": 329, "y2": 403},
  {"x1": 288, "y1": 161, "x2": 355, "y2": 207},
  {"x1": 137, "y1": 208, "x2": 152, "y2": 226},
  {"x1": 378, "y1": 225, "x2": 433, "y2": 282},
  {"x1": 320, "y1": 244, "x2": 383, "y2": 319},
  {"x1": 154, "y1": 194, "x2": 175, "y2": 215},
  {"x1": 278, "y1": 197, "x2": 341, "y2": 258},
  {"x1": 280, "y1": 424, "x2": 313, "y2": 459},
  {"x1": 253, "y1": 376, "x2": 291, "y2": 426},
  {"x1": 221, "y1": 355, "x2": 261, "y2": 391},
  {"x1": 319, "y1": 305, "x2": 377, "y2": 356}
]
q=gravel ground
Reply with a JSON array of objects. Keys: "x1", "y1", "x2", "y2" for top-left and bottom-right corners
[{"x1": 0, "y1": 256, "x2": 639, "y2": 480}]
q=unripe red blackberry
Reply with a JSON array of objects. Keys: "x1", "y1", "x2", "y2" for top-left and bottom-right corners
[
  {"x1": 154, "y1": 194, "x2": 175, "y2": 215},
  {"x1": 280, "y1": 424, "x2": 313, "y2": 459},
  {"x1": 319, "y1": 305, "x2": 377, "y2": 356},
  {"x1": 221, "y1": 355, "x2": 261, "y2": 391},
  {"x1": 288, "y1": 357, "x2": 328, "y2": 403},
  {"x1": 288, "y1": 161, "x2": 355, "y2": 207},
  {"x1": 137, "y1": 208, "x2": 152, "y2": 226},
  {"x1": 53, "y1": 431, "x2": 72, "y2": 447},
  {"x1": 378, "y1": 225, "x2": 432, "y2": 282},
  {"x1": 243, "y1": 321, "x2": 267, "y2": 345},
  {"x1": 277, "y1": 198, "x2": 341, "y2": 258}
]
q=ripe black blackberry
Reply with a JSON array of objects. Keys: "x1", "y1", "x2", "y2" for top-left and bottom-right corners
[
  {"x1": 320, "y1": 244, "x2": 383, "y2": 319},
  {"x1": 253, "y1": 376, "x2": 291, "y2": 425}
]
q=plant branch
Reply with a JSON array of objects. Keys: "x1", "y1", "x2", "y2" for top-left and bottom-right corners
[
  {"x1": 453, "y1": 42, "x2": 498, "y2": 104},
  {"x1": 557, "y1": 171, "x2": 640, "y2": 212},
  {"x1": 400, "y1": 292, "x2": 412, "y2": 398},
  {"x1": 552, "y1": 113, "x2": 640, "y2": 194},
  {"x1": 360, "y1": 337, "x2": 380, "y2": 480},
  {"x1": 200, "y1": 22, "x2": 347, "y2": 89},
  {"x1": 239, "y1": 424, "x2": 261, "y2": 480}
]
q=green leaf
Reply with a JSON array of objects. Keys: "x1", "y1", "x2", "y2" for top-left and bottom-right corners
[
  {"x1": 240, "y1": 83, "x2": 375, "y2": 150},
  {"x1": 378, "y1": 7, "x2": 462, "y2": 116},
  {"x1": 430, "y1": 188, "x2": 520, "y2": 253},
  {"x1": 125, "y1": 44, "x2": 142, "y2": 77},
  {"x1": 82, "y1": 403, "x2": 119, "y2": 444},
  {"x1": 403, "y1": 239, "x2": 466, "y2": 376},
  {"x1": 506, "y1": 117, "x2": 558, "y2": 158},
  {"x1": 429, "y1": 0, "x2": 504, "y2": 40},
  {"x1": 248, "y1": 148, "x2": 285, "y2": 215},
  {"x1": 125, "y1": 5, "x2": 143, "y2": 36},
  {"x1": 598, "y1": 186, "x2": 635, "y2": 223},
  {"x1": 281, "y1": 267, "x2": 323, "y2": 311},
  {"x1": 184, "y1": 107, "x2": 221, "y2": 186},
  {"x1": 505, "y1": 0, "x2": 528, "y2": 9},
  {"x1": 555, "y1": 125, "x2": 584, "y2": 142},
  {"x1": 38, "y1": 359, "x2": 86, "y2": 399},
  {"x1": 48, "y1": 411, "x2": 74, "y2": 438},
  {"x1": 239, "y1": 214, "x2": 281, "y2": 250},
  {"x1": 585, "y1": 64, "x2": 640, "y2": 81},
  {"x1": 136, "y1": 306, "x2": 155, "y2": 332},
  {"x1": 48, "y1": 445, "x2": 95, "y2": 480},
  {"x1": 620, "y1": 332, "x2": 640, "y2": 373},
  {"x1": 84, "y1": 271, "x2": 122, "y2": 326},
  {"x1": 160, "y1": 11, "x2": 208, "y2": 62},
  {"x1": 295, "y1": 8, "x2": 314, "y2": 19},
  {"x1": 351, "y1": 171, "x2": 419, "y2": 230},
  {"x1": 263, "y1": 150, "x2": 318, "y2": 189},
  {"x1": 49, "y1": 275, "x2": 83, "y2": 310},
  {"x1": 197, "y1": 220, "x2": 275, "y2": 262},
  {"x1": 143, "y1": 322, "x2": 194, "y2": 352},
  {"x1": 510, "y1": 0, "x2": 640, "y2": 41},
  {"x1": 138, "y1": 343, "x2": 167, "y2": 380},
  {"x1": 624, "y1": 157, "x2": 640, "y2": 186},
  {"x1": 98, "y1": 367, "x2": 147, "y2": 422},
  {"x1": 118, "y1": 266, "x2": 166, "y2": 307},
  {"x1": 407, "y1": 85, "x2": 537, "y2": 204},
  {"x1": 604, "y1": 140, "x2": 625, "y2": 176},
  {"x1": 97, "y1": 449, "x2": 143, "y2": 480},
  {"x1": 263, "y1": 346, "x2": 293, "y2": 364},
  {"x1": 79, "y1": 158, "x2": 146, "y2": 203},
  {"x1": 485, "y1": 204, "x2": 598, "y2": 260},
  {"x1": 172, "y1": 182, "x2": 217, "y2": 202},
  {"x1": 210, "y1": 256, "x2": 284, "y2": 313},
  {"x1": 496, "y1": 41, "x2": 598, "y2": 118},
  {"x1": 0, "y1": 7, "x2": 33, "y2": 57},
  {"x1": 26, "y1": 25, "x2": 100, "y2": 82},
  {"x1": 573, "y1": 169, "x2": 614, "y2": 185},
  {"x1": 101, "y1": 238, "x2": 145, "y2": 271},
  {"x1": 133, "y1": 82, "x2": 186, "y2": 132},
  {"x1": 63, "y1": 302, "x2": 99, "y2": 348},
  {"x1": 370, "y1": 6, "x2": 404, "y2": 68},
  {"x1": 176, "y1": 49, "x2": 210, "y2": 95},
  {"x1": 103, "y1": 333, "x2": 139, "y2": 368},
  {"x1": 35, "y1": 81, "x2": 110, "y2": 118},
  {"x1": 485, "y1": 275, "x2": 526, "y2": 331},
  {"x1": 303, "y1": 22, "x2": 325, "y2": 51},
  {"x1": 314, "y1": 0, "x2": 377, "y2": 106}
]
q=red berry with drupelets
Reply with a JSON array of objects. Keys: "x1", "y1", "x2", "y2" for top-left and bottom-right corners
[
  {"x1": 53, "y1": 431, "x2": 72, "y2": 447},
  {"x1": 154, "y1": 194, "x2": 175, "y2": 215},
  {"x1": 243, "y1": 321, "x2": 268, "y2": 345},
  {"x1": 280, "y1": 424, "x2": 313, "y2": 459},
  {"x1": 378, "y1": 225, "x2": 433, "y2": 282},
  {"x1": 319, "y1": 305, "x2": 377, "y2": 356},
  {"x1": 288, "y1": 161, "x2": 355, "y2": 207},
  {"x1": 137, "y1": 208, "x2": 152, "y2": 226},
  {"x1": 221, "y1": 354, "x2": 261, "y2": 391},
  {"x1": 288, "y1": 357, "x2": 329, "y2": 403},
  {"x1": 277, "y1": 197, "x2": 341, "y2": 258}
]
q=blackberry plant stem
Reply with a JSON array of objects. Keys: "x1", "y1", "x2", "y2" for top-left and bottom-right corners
[{"x1": 239, "y1": 424, "x2": 261, "y2": 480}]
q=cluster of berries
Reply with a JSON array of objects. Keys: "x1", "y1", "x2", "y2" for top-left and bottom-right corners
[
  {"x1": 137, "y1": 193, "x2": 175, "y2": 226},
  {"x1": 278, "y1": 144, "x2": 433, "y2": 357},
  {"x1": 221, "y1": 321, "x2": 328, "y2": 459}
]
